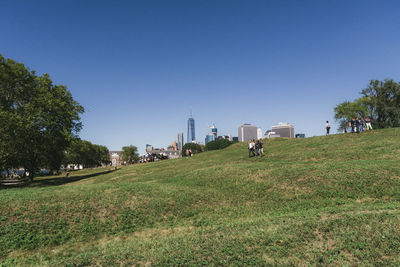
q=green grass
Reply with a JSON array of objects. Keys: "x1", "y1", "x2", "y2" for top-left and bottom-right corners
[{"x1": 1, "y1": 128, "x2": 400, "y2": 266}]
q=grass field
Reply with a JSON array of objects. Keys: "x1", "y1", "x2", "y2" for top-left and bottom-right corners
[{"x1": 1, "y1": 129, "x2": 400, "y2": 266}]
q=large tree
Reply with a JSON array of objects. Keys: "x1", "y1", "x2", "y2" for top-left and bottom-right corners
[
  {"x1": 334, "y1": 79, "x2": 400, "y2": 130},
  {"x1": 121, "y1": 145, "x2": 139, "y2": 164},
  {"x1": 0, "y1": 54, "x2": 84, "y2": 179}
]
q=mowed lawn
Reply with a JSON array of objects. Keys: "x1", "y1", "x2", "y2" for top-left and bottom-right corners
[{"x1": 1, "y1": 129, "x2": 400, "y2": 266}]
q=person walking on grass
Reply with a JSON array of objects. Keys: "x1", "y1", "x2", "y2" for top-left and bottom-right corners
[
  {"x1": 248, "y1": 140, "x2": 255, "y2": 158},
  {"x1": 350, "y1": 118, "x2": 355, "y2": 133},
  {"x1": 258, "y1": 139, "x2": 264, "y2": 156},
  {"x1": 365, "y1": 117, "x2": 373, "y2": 130},
  {"x1": 254, "y1": 139, "x2": 259, "y2": 156},
  {"x1": 325, "y1": 121, "x2": 331, "y2": 135}
]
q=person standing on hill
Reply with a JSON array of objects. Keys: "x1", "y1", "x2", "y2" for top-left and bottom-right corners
[
  {"x1": 359, "y1": 118, "x2": 364, "y2": 132},
  {"x1": 355, "y1": 118, "x2": 360, "y2": 133},
  {"x1": 365, "y1": 117, "x2": 373, "y2": 130},
  {"x1": 254, "y1": 140, "x2": 259, "y2": 156},
  {"x1": 325, "y1": 121, "x2": 331, "y2": 135},
  {"x1": 350, "y1": 118, "x2": 355, "y2": 133}
]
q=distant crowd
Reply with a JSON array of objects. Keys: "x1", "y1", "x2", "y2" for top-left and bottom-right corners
[
  {"x1": 325, "y1": 117, "x2": 373, "y2": 136},
  {"x1": 248, "y1": 139, "x2": 263, "y2": 158}
]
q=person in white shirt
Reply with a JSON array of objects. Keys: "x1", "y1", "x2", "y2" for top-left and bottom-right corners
[
  {"x1": 248, "y1": 140, "x2": 255, "y2": 158},
  {"x1": 326, "y1": 121, "x2": 331, "y2": 135}
]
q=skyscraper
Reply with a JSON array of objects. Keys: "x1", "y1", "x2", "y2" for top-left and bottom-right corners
[
  {"x1": 177, "y1": 132, "x2": 184, "y2": 152},
  {"x1": 187, "y1": 114, "x2": 195, "y2": 143}
]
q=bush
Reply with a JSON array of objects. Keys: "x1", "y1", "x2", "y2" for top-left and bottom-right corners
[
  {"x1": 205, "y1": 139, "x2": 236, "y2": 151},
  {"x1": 182, "y1": 143, "x2": 203, "y2": 156}
]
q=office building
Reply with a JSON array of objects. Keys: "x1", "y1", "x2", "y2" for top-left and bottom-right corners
[
  {"x1": 187, "y1": 115, "x2": 195, "y2": 143},
  {"x1": 205, "y1": 134, "x2": 215, "y2": 144},
  {"x1": 238, "y1": 124, "x2": 258, "y2": 142},
  {"x1": 257, "y1": 128, "x2": 263, "y2": 139},
  {"x1": 271, "y1": 122, "x2": 295, "y2": 138},
  {"x1": 210, "y1": 124, "x2": 217, "y2": 138},
  {"x1": 177, "y1": 132, "x2": 184, "y2": 152}
]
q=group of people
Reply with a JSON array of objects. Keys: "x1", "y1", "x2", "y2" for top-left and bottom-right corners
[
  {"x1": 347, "y1": 117, "x2": 373, "y2": 133},
  {"x1": 325, "y1": 117, "x2": 373, "y2": 135},
  {"x1": 248, "y1": 139, "x2": 263, "y2": 158}
]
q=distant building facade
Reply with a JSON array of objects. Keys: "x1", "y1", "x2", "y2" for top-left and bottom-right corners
[
  {"x1": 257, "y1": 128, "x2": 263, "y2": 139},
  {"x1": 264, "y1": 130, "x2": 280, "y2": 139},
  {"x1": 271, "y1": 122, "x2": 295, "y2": 138},
  {"x1": 177, "y1": 132, "x2": 184, "y2": 152},
  {"x1": 167, "y1": 141, "x2": 178, "y2": 151},
  {"x1": 146, "y1": 144, "x2": 153, "y2": 153},
  {"x1": 109, "y1": 151, "x2": 123, "y2": 166},
  {"x1": 238, "y1": 124, "x2": 258, "y2": 142}
]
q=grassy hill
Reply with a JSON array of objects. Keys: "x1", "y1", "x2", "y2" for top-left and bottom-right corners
[{"x1": 1, "y1": 129, "x2": 399, "y2": 266}]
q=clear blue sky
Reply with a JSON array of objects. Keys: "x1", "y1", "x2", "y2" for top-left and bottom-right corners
[{"x1": 1, "y1": 0, "x2": 400, "y2": 154}]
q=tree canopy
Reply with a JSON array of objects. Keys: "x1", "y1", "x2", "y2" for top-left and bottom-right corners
[
  {"x1": 65, "y1": 139, "x2": 110, "y2": 168},
  {"x1": 0, "y1": 53, "x2": 84, "y2": 179},
  {"x1": 182, "y1": 143, "x2": 203, "y2": 156},
  {"x1": 334, "y1": 79, "x2": 400, "y2": 130},
  {"x1": 121, "y1": 145, "x2": 139, "y2": 164},
  {"x1": 205, "y1": 139, "x2": 236, "y2": 151}
]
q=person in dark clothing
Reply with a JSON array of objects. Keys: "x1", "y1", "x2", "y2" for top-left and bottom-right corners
[
  {"x1": 325, "y1": 121, "x2": 331, "y2": 135},
  {"x1": 355, "y1": 118, "x2": 360, "y2": 133},
  {"x1": 254, "y1": 140, "x2": 259, "y2": 156},
  {"x1": 359, "y1": 118, "x2": 364, "y2": 132},
  {"x1": 258, "y1": 139, "x2": 263, "y2": 156}
]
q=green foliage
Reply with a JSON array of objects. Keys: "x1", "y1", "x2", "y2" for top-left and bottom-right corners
[
  {"x1": 121, "y1": 145, "x2": 139, "y2": 164},
  {"x1": 335, "y1": 79, "x2": 400, "y2": 130},
  {"x1": 205, "y1": 139, "x2": 235, "y2": 151},
  {"x1": 334, "y1": 99, "x2": 368, "y2": 129},
  {"x1": 0, "y1": 129, "x2": 400, "y2": 265},
  {"x1": 182, "y1": 143, "x2": 203, "y2": 156},
  {"x1": 65, "y1": 139, "x2": 109, "y2": 168},
  {"x1": 0, "y1": 53, "x2": 84, "y2": 178}
]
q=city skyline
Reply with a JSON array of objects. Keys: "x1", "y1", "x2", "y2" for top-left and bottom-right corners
[{"x1": 1, "y1": 1, "x2": 400, "y2": 153}]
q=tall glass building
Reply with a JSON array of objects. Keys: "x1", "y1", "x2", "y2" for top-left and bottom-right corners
[{"x1": 187, "y1": 116, "x2": 195, "y2": 143}]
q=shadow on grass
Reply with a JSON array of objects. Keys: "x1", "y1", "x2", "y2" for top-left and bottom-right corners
[{"x1": 0, "y1": 169, "x2": 119, "y2": 189}]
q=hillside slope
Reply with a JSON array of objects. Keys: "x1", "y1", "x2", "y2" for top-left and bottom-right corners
[{"x1": 1, "y1": 129, "x2": 400, "y2": 266}]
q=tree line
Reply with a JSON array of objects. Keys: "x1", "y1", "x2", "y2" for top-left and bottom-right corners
[
  {"x1": 334, "y1": 79, "x2": 400, "y2": 130},
  {"x1": 0, "y1": 54, "x2": 123, "y2": 180}
]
